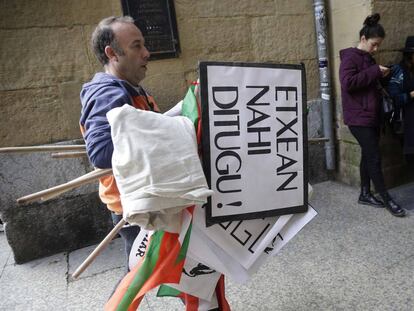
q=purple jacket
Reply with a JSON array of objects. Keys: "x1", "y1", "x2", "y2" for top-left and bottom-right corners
[{"x1": 339, "y1": 47, "x2": 382, "y2": 127}]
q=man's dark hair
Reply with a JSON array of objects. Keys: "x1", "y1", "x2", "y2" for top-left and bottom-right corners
[
  {"x1": 359, "y1": 13, "x2": 385, "y2": 40},
  {"x1": 91, "y1": 16, "x2": 135, "y2": 65}
]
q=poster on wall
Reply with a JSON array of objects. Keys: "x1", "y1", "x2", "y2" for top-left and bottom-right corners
[{"x1": 199, "y1": 61, "x2": 308, "y2": 225}]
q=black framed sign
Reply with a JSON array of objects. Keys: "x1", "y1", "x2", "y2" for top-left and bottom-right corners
[
  {"x1": 121, "y1": 0, "x2": 180, "y2": 60},
  {"x1": 199, "y1": 61, "x2": 308, "y2": 226}
]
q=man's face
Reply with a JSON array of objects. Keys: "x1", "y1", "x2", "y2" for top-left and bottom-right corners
[{"x1": 110, "y1": 22, "x2": 150, "y2": 86}]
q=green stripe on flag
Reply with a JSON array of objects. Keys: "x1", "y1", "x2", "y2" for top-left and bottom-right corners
[
  {"x1": 181, "y1": 86, "x2": 199, "y2": 128},
  {"x1": 176, "y1": 222, "x2": 192, "y2": 264},
  {"x1": 116, "y1": 231, "x2": 165, "y2": 311},
  {"x1": 157, "y1": 285, "x2": 182, "y2": 297}
]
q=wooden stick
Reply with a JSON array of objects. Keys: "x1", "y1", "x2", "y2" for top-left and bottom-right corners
[
  {"x1": 0, "y1": 145, "x2": 86, "y2": 153},
  {"x1": 51, "y1": 151, "x2": 88, "y2": 159},
  {"x1": 71, "y1": 218, "x2": 127, "y2": 280},
  {"x1": 38, "y1": 189, "x2": 76, "y2": 202},
  {"x1": 16, "y1": 168, "x2": 113, "y2": 205}
]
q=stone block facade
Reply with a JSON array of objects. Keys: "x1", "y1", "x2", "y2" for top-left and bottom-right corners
[
  {"x1": 0, "y1": 0, "x2": 120, "y2": 147},
  {"x1": 2, "y1": 0, "x2": 414, "y2": 261},
  {"x1": 0, "y1": 0, "x2": 321, "y2": 147},
  {"x1": 0, "y1": 141, "x2": 113, "y2": 263},
  {"x1": 0, "y1": 0, "x2": 329, "y2": 262},
  {"x1": 329, "y1": 0, "x2": 414, "y2": 188}
]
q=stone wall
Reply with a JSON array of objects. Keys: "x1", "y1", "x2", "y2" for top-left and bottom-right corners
[
  {"x1": 0, "y1": 0, "x2": 121, "y2": 147},
  {"x1": 0, "y1": 0, "x2": 327, "y2": 261},
  {"x1": 0, "y1": 1, "x2": 121, "y2": 262},
  {"x1": 0, "y1": 0, "x2": 320, "y2": 147},
  {"x1": 146, "y1": 0, "x2": 320, "y2": 111},
  {"x1": 0, "y1": 141, "x2": 113, "y2": 263},
  {"x1": 369, "y1": 0, "x2": 414, "y2": 186},
  {"x1": 328, "y1": 0, "x2": 371, "y2": 186},
  {"x1": 3, "y1": 1, "x2": 413, "y2": 188},
  {"x1": 328, "y1": 0, "x2": 414, "y2": 187}
]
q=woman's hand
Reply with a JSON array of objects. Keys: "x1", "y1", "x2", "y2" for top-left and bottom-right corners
[
  {"x1": 379, "y1": 65, "x2": 390, "y2": 77},
  {"x1": 410, "y1": 90, "x2": 414, "y2": 98}
]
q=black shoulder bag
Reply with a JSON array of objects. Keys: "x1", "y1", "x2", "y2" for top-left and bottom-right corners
[{"x1": 380, "y1": 87, "x2": 394, "y2": 116}]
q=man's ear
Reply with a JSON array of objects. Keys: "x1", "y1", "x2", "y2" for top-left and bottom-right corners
[{"x1": 105, "y1": 45, "x2": 118, "y2": 62}]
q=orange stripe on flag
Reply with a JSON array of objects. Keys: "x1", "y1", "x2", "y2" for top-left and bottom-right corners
[
  {"x1": 104, "y1": 260, "x2": 145, "y2": 311},
  {"x1": 105, "y1": 210, "x2": 193, "y2": 311}
]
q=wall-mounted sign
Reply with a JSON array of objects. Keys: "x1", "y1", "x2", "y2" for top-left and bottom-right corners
[
  {"x1": 199, "y1": 62, "x2": 308, "y2": 225},
  {"x1": 121, "y1": 0, "x2": 180, "y2": 60}
]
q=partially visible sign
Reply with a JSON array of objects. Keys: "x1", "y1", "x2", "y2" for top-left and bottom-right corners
[
  {"x1": 129, "y1": 229, "x2": 152, "y2": 271},
  {"x1": 199, "y1": 62, "x2": 308, "y2": 225},
  {"x1": 193, "y1": 206, "x2": 292, "y2": 269},
  {"x1": 191, "y1": 204, "x2": 317, "y2": 282},
  {"x1": 121, "y1": 0, "x2": 180, "y2": 59}
]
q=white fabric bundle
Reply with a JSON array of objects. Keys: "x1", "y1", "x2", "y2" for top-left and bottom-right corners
[{"x1": 107, "y1": 104, "x2": 213, "y2": 232}]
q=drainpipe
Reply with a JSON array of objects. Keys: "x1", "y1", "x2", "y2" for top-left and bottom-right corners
[{"x1": 313, "y1": 0, "x2": 335, "y2": 170}]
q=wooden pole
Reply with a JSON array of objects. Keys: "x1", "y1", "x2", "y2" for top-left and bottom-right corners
[
  {"x1": 16, "y1": 168, "x2": 113, "y2": 204},
  {"x1": 0, "y1": 145, "x2": 86, "y2": 153},
  {"x1": 51, "y1": 151, "x2": 88, "y2": 159},
  {"x1": 71, "y1": 218, "x2": 127, "y2": 279}
]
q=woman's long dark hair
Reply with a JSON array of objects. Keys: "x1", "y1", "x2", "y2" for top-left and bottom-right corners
[{"x1": 359, "y1": 13, "x2": 385, "y2": 39}]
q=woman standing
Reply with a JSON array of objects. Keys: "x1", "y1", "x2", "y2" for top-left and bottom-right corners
[
  {"x1": 339, "y1": 13, "x2": 406, "y2": 217},
  {"x1": 387, "y1": 36, "x2": 414, "y2": 173}
]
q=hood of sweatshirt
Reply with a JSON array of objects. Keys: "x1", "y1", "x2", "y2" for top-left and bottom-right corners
[
  {"x1": 80, "y1": 72, "x2": 135, "y2": 104},
  {"x1": 339, "y1": 47, "x2": 371, "y2": 61}
]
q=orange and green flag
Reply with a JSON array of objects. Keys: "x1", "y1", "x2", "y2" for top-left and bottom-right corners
[
  {"x1": 157, "y1": 275, "x2": 230, "y2": 311},
  {"x1": 105, "y1": 85, "x2": 215, "y2": 311},
  {"x1": 105, "y1": 207, "x2": 192, "y2": 311}
]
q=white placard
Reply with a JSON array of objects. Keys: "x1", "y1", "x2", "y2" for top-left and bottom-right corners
[
  {"x1": 200, "y1": 62, "x2": 308, "y2": 224},
  {"x1": 189, "y1": 204, "x2": 317, "y2": 283},
  {"x1": 193, "y1": 206, "x2": 291, "y2": 269}
]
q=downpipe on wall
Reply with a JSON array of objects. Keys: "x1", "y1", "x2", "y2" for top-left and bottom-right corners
[{"x1": 313, "y1": 0, "x2": 335, "y2": 170}]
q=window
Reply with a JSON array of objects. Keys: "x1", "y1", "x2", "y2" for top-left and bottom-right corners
[{"x1": 121, "y1": 0, "x2": 180, "y2": 60}]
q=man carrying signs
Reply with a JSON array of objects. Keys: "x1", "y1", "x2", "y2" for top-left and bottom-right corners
[{"x1": 79, "y1": 16, "x2": 158, "y2": 266}]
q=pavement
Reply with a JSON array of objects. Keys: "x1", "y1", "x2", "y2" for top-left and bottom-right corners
[{"x1": 1, "y1": 180, "x2": 413, "y2": 311}]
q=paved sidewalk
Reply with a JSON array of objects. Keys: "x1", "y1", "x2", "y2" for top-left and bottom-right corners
[{"x1": 1, "y1": 180, "x2": 413, "y2": 311}]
